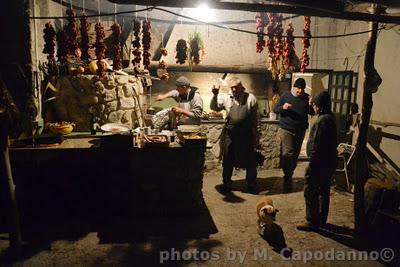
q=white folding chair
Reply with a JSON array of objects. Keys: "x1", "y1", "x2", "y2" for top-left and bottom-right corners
[{"x1": 336, "y1": 143, "x2": 356, "y2": 192}]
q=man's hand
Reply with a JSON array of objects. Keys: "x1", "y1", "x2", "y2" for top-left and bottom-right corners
[
  {"x1": 212, "y1": 85, "x2": 220, "y2": 95},
  {"x1": 308, "y1": 95, "x2": 313, "y2": 105},
  {"x1": 172, "y1": 106, "x2": 185, "y2": 115},
  {"x1": 155, "y1": 95, "x2": 165, "y2": 101},
  {"x1": 283, "y1": 102, "x2": 292, "y2": 110}
]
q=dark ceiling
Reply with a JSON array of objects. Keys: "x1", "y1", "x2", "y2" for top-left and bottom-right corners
[{"x1": 107, "y1": 0, "x2": 400, "y2": 24}]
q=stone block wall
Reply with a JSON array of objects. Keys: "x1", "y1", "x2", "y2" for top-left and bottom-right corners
[
  {"x1": 202, "y1": 120, "x2": 281, "y2": 170},
  {"x1": 49, "y1": 74, "x2": 146, "y2": 131}
]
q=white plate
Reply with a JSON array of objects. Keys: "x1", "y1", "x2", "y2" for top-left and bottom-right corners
[
  {"x1": 177, "y1": 124, "x2": 200, "y2": 133},
  {"x1": 100, "y1": 123, "x2": 131, "y2": 133}
]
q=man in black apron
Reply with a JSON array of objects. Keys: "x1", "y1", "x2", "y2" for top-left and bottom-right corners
[
  {"x1": 210, "y1": 77, "x2": 261, "y2": 193},
  {"x1": 156, "y1": 76, "x2": 203, "y2": 127}
]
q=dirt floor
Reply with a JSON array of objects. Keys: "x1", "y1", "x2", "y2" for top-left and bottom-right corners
[{"x1": 0, "y1": 162, "x2": 398, "y2": 266}]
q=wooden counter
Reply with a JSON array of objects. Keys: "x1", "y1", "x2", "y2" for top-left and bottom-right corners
[{"x1": 9, "y1": 137, "x2": 207, "y2": 229}]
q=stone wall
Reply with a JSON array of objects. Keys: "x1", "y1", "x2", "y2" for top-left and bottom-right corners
[
  {"x1": 49, "y1": 74, "x2": 146, "y2": 131},
  {"x1": 203, "y1": 120, "x2": 281, "y2": 170}
]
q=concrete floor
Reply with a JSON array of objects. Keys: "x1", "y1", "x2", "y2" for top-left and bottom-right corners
[{"x1": 0, "y1": 162, "x2": 395, "y2": 266}]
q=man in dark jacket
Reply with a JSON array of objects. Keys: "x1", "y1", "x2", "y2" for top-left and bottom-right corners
[
  {"x1": 274, "y1": 78, "x2": 313, "y2": 182},
  {"x1": 297, "y1": 91, "x2": 337, "y2": 231}
]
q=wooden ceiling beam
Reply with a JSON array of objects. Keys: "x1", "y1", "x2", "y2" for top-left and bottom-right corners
[{"x1": 108, "y1": 0, "x2": 400, "y2": 24}]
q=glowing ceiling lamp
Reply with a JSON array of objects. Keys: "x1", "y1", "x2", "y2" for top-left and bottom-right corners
[{"x1": 185, "y1": 3, "x2": 216, "y2": 22}]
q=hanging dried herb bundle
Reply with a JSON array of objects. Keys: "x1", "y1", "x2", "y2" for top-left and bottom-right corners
[
  {"x1": 142, "y1": 20, "x2": 152, "y2": 70},
  {"x1": 188, "y1": 31, "x2": 205, "y2": 66},
  {"x1": 175, "y1": 39, "x2": 187, "y2": 64},
  {"x1": 301, "y1": 16, "x2": 311, "y2": 73},
  {"x1": 111, "y1": 23, "x2": 122, "y2": 71},
  {"x1": 56, "y1": 29, "x2": 68, "y2": 74},
  {"x1": 80, "y1": 13, "x2": 91, "y2": 61},
  {"x1": 95, "y1": 22, "x2": 106, "y2": 79},
  {"x1": 132, "y1": 20, "x2": 141, "y2": 71},
  {"x1": 158, "y1": 60, "x2": 169, "y2": 80},
  {"x1": 65, "y1": 9, "x2": 79, "y2": 55},
  {"x1": 255, "y1": 12, "x2": 265, "y2": 53},
  {"x1": 283, "y1": 23, "x2": 296, "y2": 72},
  {"x1": 43, "y1": 22, "x2": 57, "y2": 73}
]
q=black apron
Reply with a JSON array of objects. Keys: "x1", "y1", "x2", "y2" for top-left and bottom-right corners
[{"x1": 223, "y1": 93, "x2": 254, "y2": 168}]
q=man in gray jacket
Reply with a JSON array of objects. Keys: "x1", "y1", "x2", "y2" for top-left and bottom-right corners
[{"x1": 156, "y1": 76, "x2": 203, "y2": 126}]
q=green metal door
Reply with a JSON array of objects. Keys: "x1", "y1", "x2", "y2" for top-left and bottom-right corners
[{"x1": 328, "y1": 71, "x2": 358, "y2": 142}]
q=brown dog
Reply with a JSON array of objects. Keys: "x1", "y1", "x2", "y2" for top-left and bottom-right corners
[{"x1": 256, "y1": 196, "x2": 279, "y2": 229}]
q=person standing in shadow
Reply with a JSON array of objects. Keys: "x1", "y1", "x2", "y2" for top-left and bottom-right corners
[{"x1": 297, "y1": 91, "x2": 337, "y2": 231}]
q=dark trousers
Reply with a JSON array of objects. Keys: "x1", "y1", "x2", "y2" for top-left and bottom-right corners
[
  {"x1": 223, "y1": 149, "x2": 257, "y2": 187},
  {"x1": 279, "y1": 128, "x2": 306, "y2": 178},
  {"x1": 304, "y1": 166, "x2": 334, "y2": 225}
]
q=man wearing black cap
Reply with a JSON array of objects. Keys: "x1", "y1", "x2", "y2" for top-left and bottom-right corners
[
  {"x1": 156, "y1": 76, "x2": 203, "y2": 125},
  {"x1": 274, "y1": 78, "x2": 313, "y2": 182},
  {"x1": 297, "y1": 91, "x2": 337, "y2": 231}
]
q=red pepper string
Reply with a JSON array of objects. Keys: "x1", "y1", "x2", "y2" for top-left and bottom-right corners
[
  {"x1": 65, "y1": 9, "x2": 79, "y2": 55},
  {"x1": 301, "y1": 16, "x2": 311, "y2": 73},
  {"x1": 255, "y1": 12, "x2": 265, "y2": 53},
  {"x1": 80, "y1": 12, "x2": 91, "y2": 61},
  {"x1": 175, "y1": 39, "x2": 187, "y2": 65},
  {"x1": 283, "y1": 23, "x2": 296, "y2": 72},
  {"x1": 95, "y1": 21, "x2": 106, "y2": 78},
  {"x1": 142, "y1": 20, "x2": 152, "y2": 70},
  {"x1": 112, "y1": 23, "x2": 122, "y2": 71},
  {"x1": 132, "y1": 19, "x2": 141, "y2": 72},
  {"x1": 43, "y1": 22, "x2": 56, "y2": 62}
]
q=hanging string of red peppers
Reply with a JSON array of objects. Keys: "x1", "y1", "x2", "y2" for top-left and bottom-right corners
[
  {"x1": 112, "y1": 23, "x2": 122, "y2": 71},
  {"x1": 80, "y1": 13, "x2": 91, "y2": 61},
  {"x1": 175, "y1": 39, "x2": 187, "y2": 65},
  {"x1": 256, "y1": 13, "x2": 311, "y2": 78},
  {"x1": 56, "y1": 28, "x2": 68, "y2": 74},
  {"x1": 43, "y1": 22, "x2": 57, "y2": 68},
  {"x1": 132, "y1": 20, "x2": 141, "y2": 73},
  {"x1": 142, "y1": 20, "x2": 152, "y2": 70},
  {"x1": 255, "y1": 12, "x2": 265, "y2": 53},
  {"x1": 95, "y1": 21, "x2": 106, "y2": 79},
  {"x1": 65, "y1": 9, "x2": 79, "y2": 55},
  {"x1": 274, "y1": 14, "x2": 284, "y2": 79},
  {"x1": 283, "y1": 23, "x2": 295, "y2": 72},
  {"x1": 301, "y1": 16, "x2": 311, "y2": 73}
]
